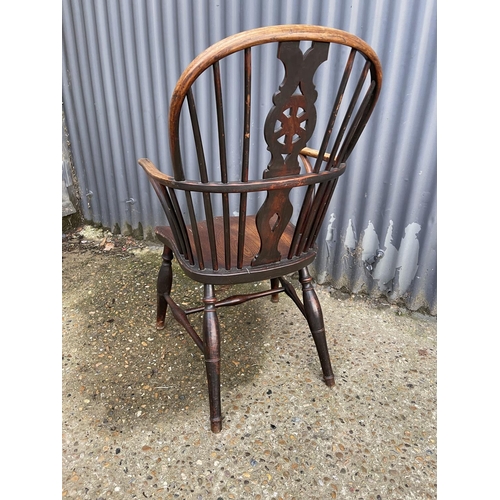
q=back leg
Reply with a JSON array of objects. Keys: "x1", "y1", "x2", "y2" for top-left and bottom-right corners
[
  {"x1": 270, "y1": 277, "x2": 281, "y2": 303},
  {"x1": 156, "y1": 246, "x2": 173, "y2": 330},
  {"x1": 298, "y1": 267, "x2": 335, "y2": 387}
]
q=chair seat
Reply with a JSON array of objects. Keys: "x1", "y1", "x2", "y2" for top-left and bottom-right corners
[{"x1": 156, "y1": 215, "x2": 316, "y2": 285}]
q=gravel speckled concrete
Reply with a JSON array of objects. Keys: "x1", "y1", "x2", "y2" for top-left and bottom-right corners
[{"x1": 62, "y1": 227, "x2": 437, "y2": 499}]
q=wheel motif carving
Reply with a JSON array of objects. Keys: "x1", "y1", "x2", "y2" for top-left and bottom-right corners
[{"x1": 273, "y1": 95, "x2": 309, "y2": 153}]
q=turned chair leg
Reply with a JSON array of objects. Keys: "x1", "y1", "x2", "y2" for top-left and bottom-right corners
[
  {"x1": 203, "y1": 284, "x2": 222, "y2": 433},
  {"x1": 156, "y1": 246, "x2": 173, "y2": 330},
  {"x1": 270, "y1": 277, "x2": 281, "y2": 303},
  {"x1": 298, "y1": 267, "x2": 335, "y2": 387}
]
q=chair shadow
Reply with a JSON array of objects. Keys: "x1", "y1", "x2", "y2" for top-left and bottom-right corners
[{"x1": 64, "y1": 254, "x2": 294, "y2": 432}]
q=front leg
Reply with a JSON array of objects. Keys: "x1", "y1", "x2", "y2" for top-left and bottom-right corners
[
  {"x1": 299, "y1": 267, "x2": 335, "y2": 387},
  {"x1": 156, "y1": 246, "x2": 173, "y2": 330},
  {"x1": 203, "y1": 284, "x2": 222, "y2": 433}
]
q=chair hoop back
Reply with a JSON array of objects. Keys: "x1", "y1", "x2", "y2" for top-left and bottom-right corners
[{"x1": 140, "y1": 25, "x2": 382, "y2": 278}]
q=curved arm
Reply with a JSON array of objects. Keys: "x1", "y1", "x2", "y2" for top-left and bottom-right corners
[
  {"x1": 299, "y1": 154, "x2": 314, "y2": 174},
  {"x1": 299, "y1": 147, "x2": 333, "y2": 173},
  {"x1": 138, "y1": 158, "x2": 346, "y2": 194},
  {"x1": 300, "y1": 147, "x2": 331, "y2": 162}
]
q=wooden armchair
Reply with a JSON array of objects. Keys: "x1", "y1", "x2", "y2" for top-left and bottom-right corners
[{"x1": 139, "y1": 25, "x2": 382, "y2": 432}]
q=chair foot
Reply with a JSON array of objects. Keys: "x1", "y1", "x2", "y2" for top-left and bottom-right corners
[
  {"x1": 299, "y1": 267, "x2": 335, "y2": 386},
  {"x1": 203, "y1": 284, "x2": 222, "y2": 433},
  {"x1": 156, "y1": 246, "x2": 173, "y2": 329},
  {"x1": 210, "y1": 417, "x2": 222, "y2": 433},
  {"x1": 156, "y1": 295, "x2": 166, "y2": 330}
]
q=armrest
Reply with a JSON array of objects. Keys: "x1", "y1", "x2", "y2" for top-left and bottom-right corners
[
  {"x1": 138, "y1": 157, "x2": 346, "y2": 193},
  {"x1": 138, "y1": 158, "x2": 174, "y2": 184},
  {"x1": 299, "y1": 147, "x2": 331, "y2": 162}
]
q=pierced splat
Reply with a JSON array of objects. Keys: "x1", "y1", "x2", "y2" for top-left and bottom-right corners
[{"x1": 252, "y1": 41, "x2": 329, "y2": 266}]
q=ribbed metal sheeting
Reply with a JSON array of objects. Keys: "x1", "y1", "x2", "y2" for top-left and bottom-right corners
[{"x1": 62, "y1": 0, "x2": 437, "y2": 314}]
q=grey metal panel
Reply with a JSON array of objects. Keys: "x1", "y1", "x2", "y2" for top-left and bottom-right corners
[{"x1": 62, "y1": 0, "x2": 437, "y2": 314}]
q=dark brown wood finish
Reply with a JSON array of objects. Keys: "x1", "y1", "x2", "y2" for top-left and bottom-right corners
[
  {"x1": 202, "y1": 284, "x2": 222, "y2": 433},
  {"x1": 138, "y1": 25, "x2": 382, "y2": 432},
  {"x1": 156, "y1": 246, "x2": 173, "y2": 330}
]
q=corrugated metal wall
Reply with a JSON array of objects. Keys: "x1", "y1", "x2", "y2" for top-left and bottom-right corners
[{"x1": 62, "y1": 0, "x2": 437, "y2": 314}]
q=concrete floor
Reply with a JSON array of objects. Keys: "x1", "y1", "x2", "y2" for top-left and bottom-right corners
[{"x1": 62, "y1": 227, "x2": 437, "y2": 499}]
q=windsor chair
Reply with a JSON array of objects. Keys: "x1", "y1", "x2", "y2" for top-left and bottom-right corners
[{"x1": 139, "y1": 25, "x2": 382, "y2": 432}]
